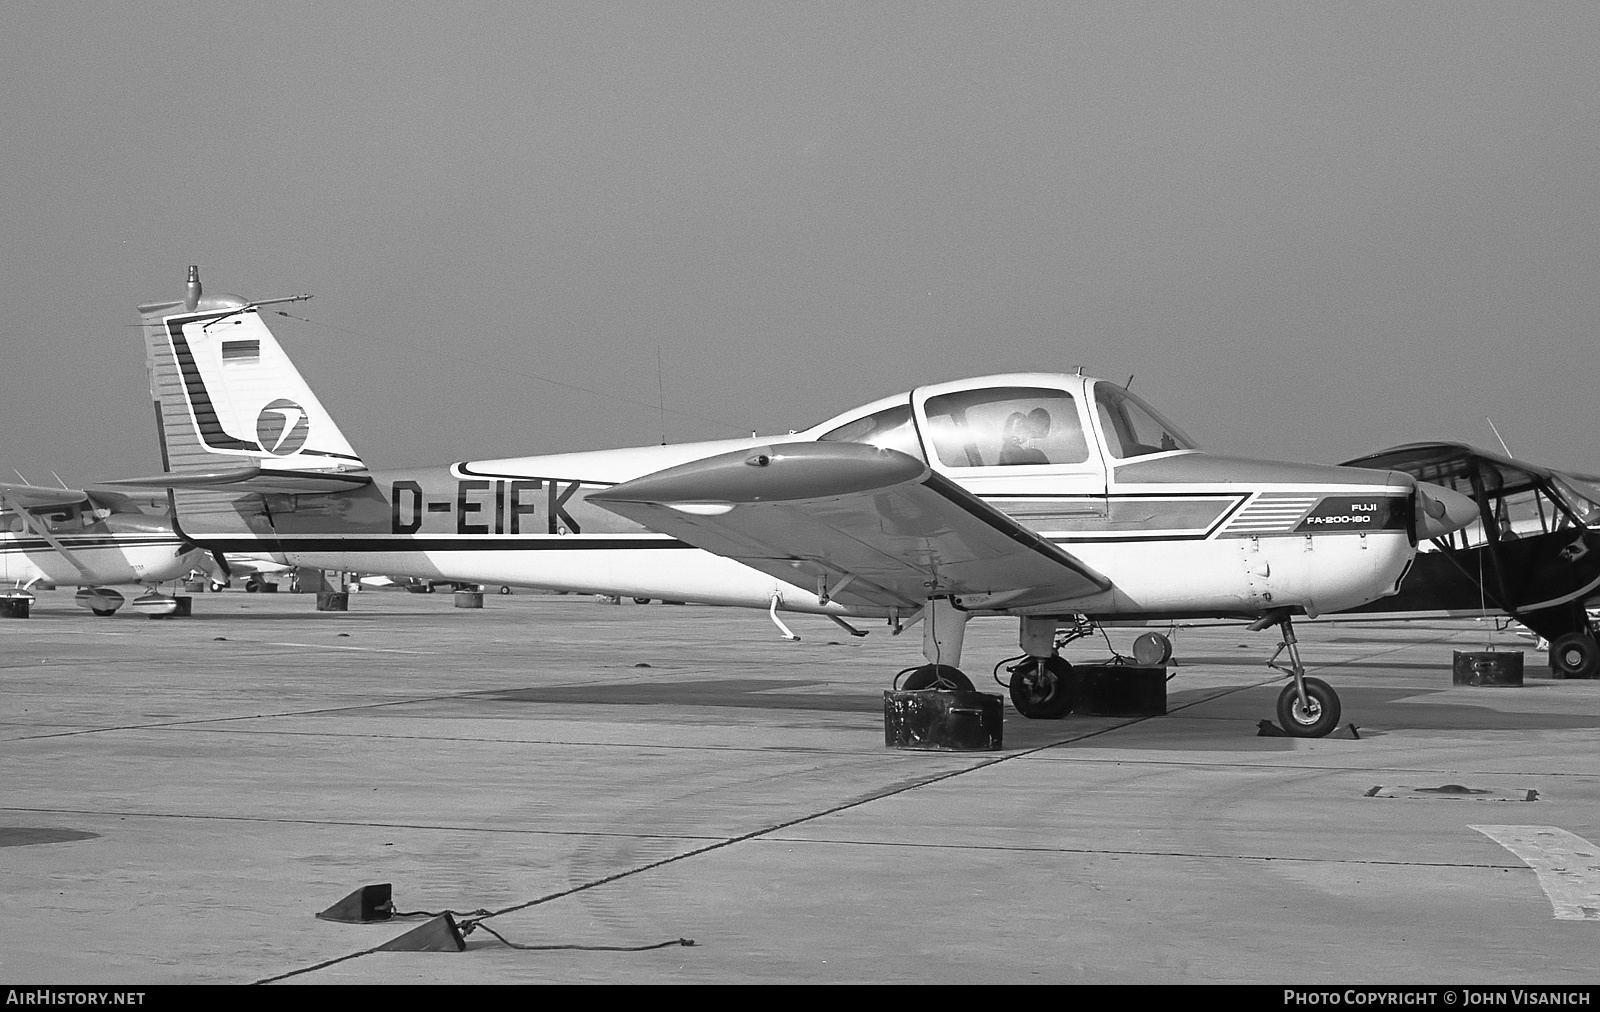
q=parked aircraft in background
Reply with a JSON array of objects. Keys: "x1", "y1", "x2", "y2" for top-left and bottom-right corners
[
  {"x1": 0, "y1": 481, "x2": 207, "y2": 615},
  {"x1": 202, "y1": 554, "x2": 294, "y2": 591},
  {"x1": 1338, "y1": 442, "x2": 1600, "y2": 677},
  {"x1": 108, "y1": 268, "x2": 1477, "y2": 736}
]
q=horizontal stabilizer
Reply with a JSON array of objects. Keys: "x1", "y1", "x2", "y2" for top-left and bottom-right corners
[
  {"x1": 589, "y1": 442, "x2": 1110, "y2": 610},
  {"x1": 0, "y1": 480, "x2": 90, "y2": 512},
  {"x1": 101, "y1": 466, "x2": 370, "y2": 495}
]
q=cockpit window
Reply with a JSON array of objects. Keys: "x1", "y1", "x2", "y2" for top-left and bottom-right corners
[
  {"x1": 922, "y1": 387, "x2": 1089, "y2": 468},
  {"x1": 1094, "y1": 382, "x2": 1196, "y2": 459},
  {"x1": 817, "y1": 403, "x2": 925, "y2": 460}
]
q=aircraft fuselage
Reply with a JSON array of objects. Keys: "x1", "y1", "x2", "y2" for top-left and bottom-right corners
[{"x1": 177, "y1": 439, "x2": 1421, "y2": 622}]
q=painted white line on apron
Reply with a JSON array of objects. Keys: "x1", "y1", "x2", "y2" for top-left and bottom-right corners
[{"x1": 1472, "y1": 825, "x2": 1600, "y2": 921}]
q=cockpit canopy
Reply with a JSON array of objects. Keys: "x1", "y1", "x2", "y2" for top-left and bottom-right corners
[
  {"x1": 807, "y1": 373, "x2": 1196, "y2": 470},
  {"x1": 1342, "y1": 441, "x2": 1600, "y2": 548}
]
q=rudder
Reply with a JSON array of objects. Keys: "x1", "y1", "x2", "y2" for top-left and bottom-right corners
[{"x1": 140, "y1": 266, "x2": 365, "y2": 476}]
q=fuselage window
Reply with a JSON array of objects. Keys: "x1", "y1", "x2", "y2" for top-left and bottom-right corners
[
  {"x1": 817, "y1": 404, "x2": 926, "y2": 461},
  {"x1": 922, "y1": 387, "x2": 1089, "y2": 468},
  {"x1": 1094, "y1": 382, "x2": 1196, "y2": 459}
]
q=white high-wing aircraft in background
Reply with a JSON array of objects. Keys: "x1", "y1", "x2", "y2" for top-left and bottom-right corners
[
  {"x1": 0, "y1": 481, "x2": 208, "y2": 615},
  {"x1": 107, "y1": 268, "x2": 1477, "y2": 736}
]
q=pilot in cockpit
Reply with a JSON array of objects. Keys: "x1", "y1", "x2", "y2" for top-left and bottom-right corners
[{"x1": 1000, "y1": 408, "x2": 1052, "y2": 465}]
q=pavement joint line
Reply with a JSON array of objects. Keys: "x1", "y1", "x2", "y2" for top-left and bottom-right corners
[
  {"x1": 751, "y1": 835, "x2": 1530, "y2": 868},
  {"x1": 2, "y1": 683, "x2": 540, "y2": 741},
  {"x1": 259, "y1": 640, "x2": 441, "y2": 655},
  {"x1": 22, "y1": 717, "x2": 1585, "y2": 779},
  {"x1": 0, "y1": 804, "x2": 1535, "y2": 870},
  {"x1": 0, "y1": 805, "x2": 731, "y2": 841}
]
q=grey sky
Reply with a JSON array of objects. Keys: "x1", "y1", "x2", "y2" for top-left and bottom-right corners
[{"x1": 2, "y1": 2, "x2": 1596, "y2": 486}]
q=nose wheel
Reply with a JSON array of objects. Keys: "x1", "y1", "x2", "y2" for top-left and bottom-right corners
[
  {"x1": 1274, "y1": 676, "x2": 1340, "y2": 737},
  {"x1": 1255, "y1": 611, "x2": 1343, "y2": 738}
]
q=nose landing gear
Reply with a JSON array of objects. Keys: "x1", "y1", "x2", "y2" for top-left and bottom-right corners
[{"x1": 1253, "y1": 610, "x2": 1342, "y2": 738}]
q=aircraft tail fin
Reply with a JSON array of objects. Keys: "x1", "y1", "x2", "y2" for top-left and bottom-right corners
[{"x1": 139, "y1": 266, "x2": 366, "y2": 477}]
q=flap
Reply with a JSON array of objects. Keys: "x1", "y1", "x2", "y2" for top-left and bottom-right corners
[
  {"x1": 588, "y1": 442, "x2": 1110, "y2": 610},
  {"x1": 100, "y1": 466, "x2": 371, "y2": 495}
]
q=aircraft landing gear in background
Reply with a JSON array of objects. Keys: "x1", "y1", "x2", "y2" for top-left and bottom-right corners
[
  {"x1": 898, "y1": 664, "x2": 975, "y2": 691},
  {"x1": 1549, "y1": 632, "x2": 1600, "y2": 678},
  {"x1": 1255, "y1": 610, "x2": 1341, "y2": 737},
  {"x1": 1007, "y1": 655, "x2": 1075, "y2": 719},
  {"x1": 894, "y1": 598, "x2": 975, "y2": 692}
]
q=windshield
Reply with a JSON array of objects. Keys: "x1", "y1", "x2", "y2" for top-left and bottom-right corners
[{"x1": 1093, "y1": 382, "x2": 1197, "y2": 459}]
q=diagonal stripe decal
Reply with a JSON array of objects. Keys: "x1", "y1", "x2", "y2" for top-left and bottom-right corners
[{"x1": 1221, "y1": 493, "x2": 1322, "y2": 534}]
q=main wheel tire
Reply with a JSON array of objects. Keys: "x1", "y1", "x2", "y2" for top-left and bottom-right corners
[
  {"x1": 632, "y1": 597, "x2": 651, "y2": 604},
  {"x1": 900, "y1": 663, "x2": 975, "y2": 692},
  {"x1": 91, "y1": 608, "x2": 116, "y2": 617},
  {"x1": 1275, "y1": 677, "x2": 1341, "y2": 737},
  {"x1": 1549, "y1": 633, "x2": 1600, "y2": 679},
  {"x1": 1009, "y1": 656, "x2": 1075, "y2": 719},
  {"x1": 1132, "y1": 632, "x2": 1173, "y2": 666}
]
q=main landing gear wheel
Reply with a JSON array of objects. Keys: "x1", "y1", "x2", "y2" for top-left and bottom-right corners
[
  {"x1": 1549, "y1": 633, "x2": 1600, "y2": 679},
  {"x1": 1275, "y1": 677, "x2": 1341, "y2": 738},
  {"x1": 899, "y1": 664, "x2": 975, "y2": 692},
  {"x1": 91, "y1": 608, "x2": 116, "y2": 617},
  {"x1": 1009, "y1": 655, "x2": 1075, "y2": 719}
]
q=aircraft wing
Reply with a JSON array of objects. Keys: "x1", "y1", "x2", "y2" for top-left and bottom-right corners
[
  {"x1": 587, "y1": 442, "x2": 1110, "y2": 611},
  {"x1": 100, "y1": 465, "x2": 371, "y2": 495},
  {"x1": 0, "y1": 481, "x2": 91, "y2": 511}
]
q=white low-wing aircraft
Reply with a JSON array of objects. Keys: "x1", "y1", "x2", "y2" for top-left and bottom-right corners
[
  {"x1": 0, "y1": 482, "x2": 208, "y2": 615},
  {"x1": 108, "y1": 268, "x2": 1477, "y2": 735}
]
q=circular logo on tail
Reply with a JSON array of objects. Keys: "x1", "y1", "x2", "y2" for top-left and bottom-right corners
[{"x1": 256, "y1": 399, "x2": 310, "y2": 456}]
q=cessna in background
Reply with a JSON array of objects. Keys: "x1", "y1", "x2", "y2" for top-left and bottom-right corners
[
  {"x1": 0, "y1": 481, "x2": 207, "y2": 616},
  {"x1": 108, "y1": 268, "x2": 1477, "y2": 736},
  {"x1": 1338, "y1": 442, "x2": 1600, "y2": 677}
]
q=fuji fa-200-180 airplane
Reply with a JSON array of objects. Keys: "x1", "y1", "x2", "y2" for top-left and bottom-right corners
[
  {"x1": 108, "y1": 268, "x2": 1476, "y2": 736},
  {"x1": 0, "y1": 481, "x2": 208, "y2": 616}
]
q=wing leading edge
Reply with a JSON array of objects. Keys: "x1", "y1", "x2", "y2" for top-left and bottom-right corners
[{"x1": 587, "y1": 442, "x2": 1110, "y2": 611}]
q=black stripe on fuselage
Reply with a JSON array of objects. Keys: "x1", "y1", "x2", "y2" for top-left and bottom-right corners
[
  {"x1": 177, "y1": 536, "x2": 694, "y2": 553},
  {"x1": 0, "y1": 538, "x2": 187, "y2": 553}
]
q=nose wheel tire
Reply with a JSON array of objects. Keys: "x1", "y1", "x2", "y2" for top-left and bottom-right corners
[
  {"x1": 1009, "y1": 656, "x2": 1075, "y2": 719},
  {"x1": 899, "y1": 664, "x2": 975, "y2": 692},
  {"x1": 1549, "y1": 632, "x2": 1599, "y2": 679},
  {"x1": 1275, "y1": 677, "x2": 1340, "y2": 738}
]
